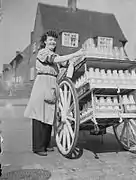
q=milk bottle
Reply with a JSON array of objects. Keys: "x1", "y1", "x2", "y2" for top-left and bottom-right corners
[
  {"x1": 95, "y1": 68, "x2": 101, "y2": 83},
  {"x1": 67, "y1": 61, "x2": 74, "y2": 78},
  {"x1": 107, "y1": 69, "x2": 114, "y2": 84},
  {"x1": 118, "y1": 70, "x2": 125, "y2": 84},
  {"x1": 124, "y1": 70, "x2": 131, "y2": 84},
  {"x1": 95, "y1": 97, "x2": 99, "y2": 110},
  {"x1": 130, "y1": 69, "x2": 136, "y2": 84},
  {"x1": 114, "y1": 47, "x2": 120, "y2": 59},
  {"x1": 128, "y1": 95, "x2": 136, "y2": 111},
  {"x1": 100, "y1": 69, "x2": 107, "y2": 83},
  {"x1": 122, "y1": 95, "x2": 131, "y2": 111},
  {"x1": 120, "y1": 47, "x2": 125, "y2": 60},
  {"x1": 113, "y1": 97, "x2": 119, "y2": 110},
  {"x1": 113, "y1": 70, "x2": 119, "y2": 84},
  {"x1": 99, "y1": 96, "x2": 106, "y2": 110},
  {"x1": 89, "y1": 68, "x2": 95, "y2": 83},
  {"x1": 106, "y1": 97, "x2": 113, "y2": 110}
]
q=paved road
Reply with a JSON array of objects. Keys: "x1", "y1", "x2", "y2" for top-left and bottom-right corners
[{"x1": 1, "y1": 102, "x2": 136, "y2": 180}]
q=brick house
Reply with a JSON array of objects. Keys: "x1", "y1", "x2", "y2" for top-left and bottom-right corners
[{"x1": 2, "y1": 0, "x2": 128, "y2": 95}]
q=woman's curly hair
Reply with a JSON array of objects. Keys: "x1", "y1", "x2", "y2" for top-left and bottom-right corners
[{"x1": 39, "y1": 30, "x2": 58, "y2": 50}]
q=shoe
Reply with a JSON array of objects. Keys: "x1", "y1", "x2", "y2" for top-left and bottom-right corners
[
  {"x1": 34, "y1": 151, "x2": 47, "y2": 156},
  {"x1": 46, "y1": 147, "x2": 54, "y2": 152}
]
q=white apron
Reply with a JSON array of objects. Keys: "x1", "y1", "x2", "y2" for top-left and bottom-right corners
[{"x1": 24, "y1": 49, "x2": 59, "y2": 125}]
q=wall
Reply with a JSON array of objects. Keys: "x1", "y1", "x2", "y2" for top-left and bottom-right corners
[{"x1": 28, "y1": 5, "x2": 44, "y2": 80}]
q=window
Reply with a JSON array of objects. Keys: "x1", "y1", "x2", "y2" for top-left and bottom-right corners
[
  {"x1": 11, "y1": 76, "x2": 15, "y2": 83},
  {"x1": 16, "y1": 76, "x2": 22, "y2": 83},
  {"x1": 30, "y1": 67, "x2": 35, "y2": 80},
  {"x1": 32, "y1": 42, "x2": 36, "y2": 53},
  {"x1": 62, "y1": 32, "x2": 79, "y2": 47},
  {"x1": 97, "y1": 37, "x2": 113, "y2": 51}
]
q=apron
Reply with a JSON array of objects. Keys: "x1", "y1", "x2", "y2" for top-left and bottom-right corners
[{"x1": 24, "y1": 49, "x2": 60, "y2": 125}]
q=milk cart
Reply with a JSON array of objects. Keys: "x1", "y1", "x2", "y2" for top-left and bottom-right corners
[{"x1": 54, "y1": 50, "x2": 136, "y2": 158}]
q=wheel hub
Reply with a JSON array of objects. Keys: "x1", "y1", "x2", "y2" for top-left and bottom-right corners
[{"x1": 61, "y1": 111, "x2": 67, "y2": 123}]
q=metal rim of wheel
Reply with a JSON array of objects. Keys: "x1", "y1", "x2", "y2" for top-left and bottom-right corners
[
  {"x1": 113, "y1": 118, "x2": 136, "y2": 150},
  {"x1": 54, "y1": 78, "x2": 80, "y2": 157}
]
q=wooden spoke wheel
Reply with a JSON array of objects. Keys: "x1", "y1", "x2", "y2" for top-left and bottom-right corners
[
  {"x1": 113, "y1": 119, "x2": 136, "y2": 151},
  {"x1": 54, "y1": 78, "x2": 80, "y2": 157}
]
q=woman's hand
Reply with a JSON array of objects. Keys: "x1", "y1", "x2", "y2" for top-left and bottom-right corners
[
  {"x1": 54, "y1": 48, "x2": 85, "y2": 63},
  {"x1": 69, "y1": 48, "x2": 85, "y2": 63},
  {"x1": 74, "y1": 48, "x2": 85, "y2": 57}
]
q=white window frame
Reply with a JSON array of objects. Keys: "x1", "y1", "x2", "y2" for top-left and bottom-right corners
[
  {"x1": 97, "y1": 36, "x2": 113, "y2": 51},
  {"x1": 62, "y1": 32, "x2": 79, "y2": 47},
  {"x1": 17, "y1": 76, "x2": 22, "y2": 83}
]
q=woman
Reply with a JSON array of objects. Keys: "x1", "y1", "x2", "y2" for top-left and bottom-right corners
[{"x1": 24, "y1": 30, "x2": 84, "y2": 156}]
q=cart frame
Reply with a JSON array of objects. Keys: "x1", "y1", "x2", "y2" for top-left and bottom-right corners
[{"x1": 54, "y1": 56, "x2": 136, "y2": 158}]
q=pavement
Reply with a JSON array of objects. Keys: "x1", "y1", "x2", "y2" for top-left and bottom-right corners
[{"x1": 0, "y1": 98, "x2": 136, "y2": 180}]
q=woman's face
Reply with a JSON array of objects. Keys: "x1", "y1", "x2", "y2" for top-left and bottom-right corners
[{"x1": 44, "y1": 36, "x2": 57, "y2": 51}]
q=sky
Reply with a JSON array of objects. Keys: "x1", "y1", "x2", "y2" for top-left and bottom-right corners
[{"x1": 0, "y1": 0, "x2": 136, "y2": 72}]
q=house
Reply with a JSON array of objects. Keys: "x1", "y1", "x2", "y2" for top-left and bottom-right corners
[
  {"x1": 2, "y1": 0, "x2": 128, "y2": 96},
  {"x1": 29, "y1": 0, "x2": 127, "y2": 79}
]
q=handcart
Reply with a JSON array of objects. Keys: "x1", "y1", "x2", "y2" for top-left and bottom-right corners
[{"x1": 54, "y1": 48, "x2": 136, "y2": 158}]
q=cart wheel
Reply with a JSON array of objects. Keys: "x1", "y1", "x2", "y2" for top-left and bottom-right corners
[
  {"x1": 54, "y1": 77, "x2": 80, "y2": 158},
  {"x1": 113, "y1": 119, "x2": 136, "y2": 151}
]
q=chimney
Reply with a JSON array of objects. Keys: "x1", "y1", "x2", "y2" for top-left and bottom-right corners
[
  {"x1": 3, "y1": 64, "x2": 10, "y2": 71},
  {"x1": 16, "y1": 51, "x2": 21, "y2": 56},
  {"x1": 68, "y1": 0, "x2": 77, "y2": 12}
]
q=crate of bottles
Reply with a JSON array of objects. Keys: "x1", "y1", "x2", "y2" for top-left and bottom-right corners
[{"x1": 75, "y1": 67, "x2": 136, "y2": 90}]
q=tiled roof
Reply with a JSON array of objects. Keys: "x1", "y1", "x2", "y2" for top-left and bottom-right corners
[
  {"x1": 9, "y1": 53, "x2": 23, "y2": 68},
  {"x1": 3, "y1": 64, "x2": 10, "y2": 71},
  {"x1": 9, "y1": 45, "x2": 31, "y2": 68},
  {"x1": 22, "y1": 44, "x2": 31, "y2": 63},
  {"x1": 38, "y1": 3, "x2": 127, "y2": 54}
]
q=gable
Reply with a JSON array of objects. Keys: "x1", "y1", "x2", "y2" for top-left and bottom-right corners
[{"x1": 38, "y1": 3, "x2": 127, "y2": 55}]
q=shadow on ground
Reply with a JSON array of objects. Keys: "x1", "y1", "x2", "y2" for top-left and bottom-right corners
[
  {"x1": 78, "y1": 131, "x2": 124, "y2": 153},
  {"x1": 51, "y1": 130, "x2": 125, "y2": 160}
]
